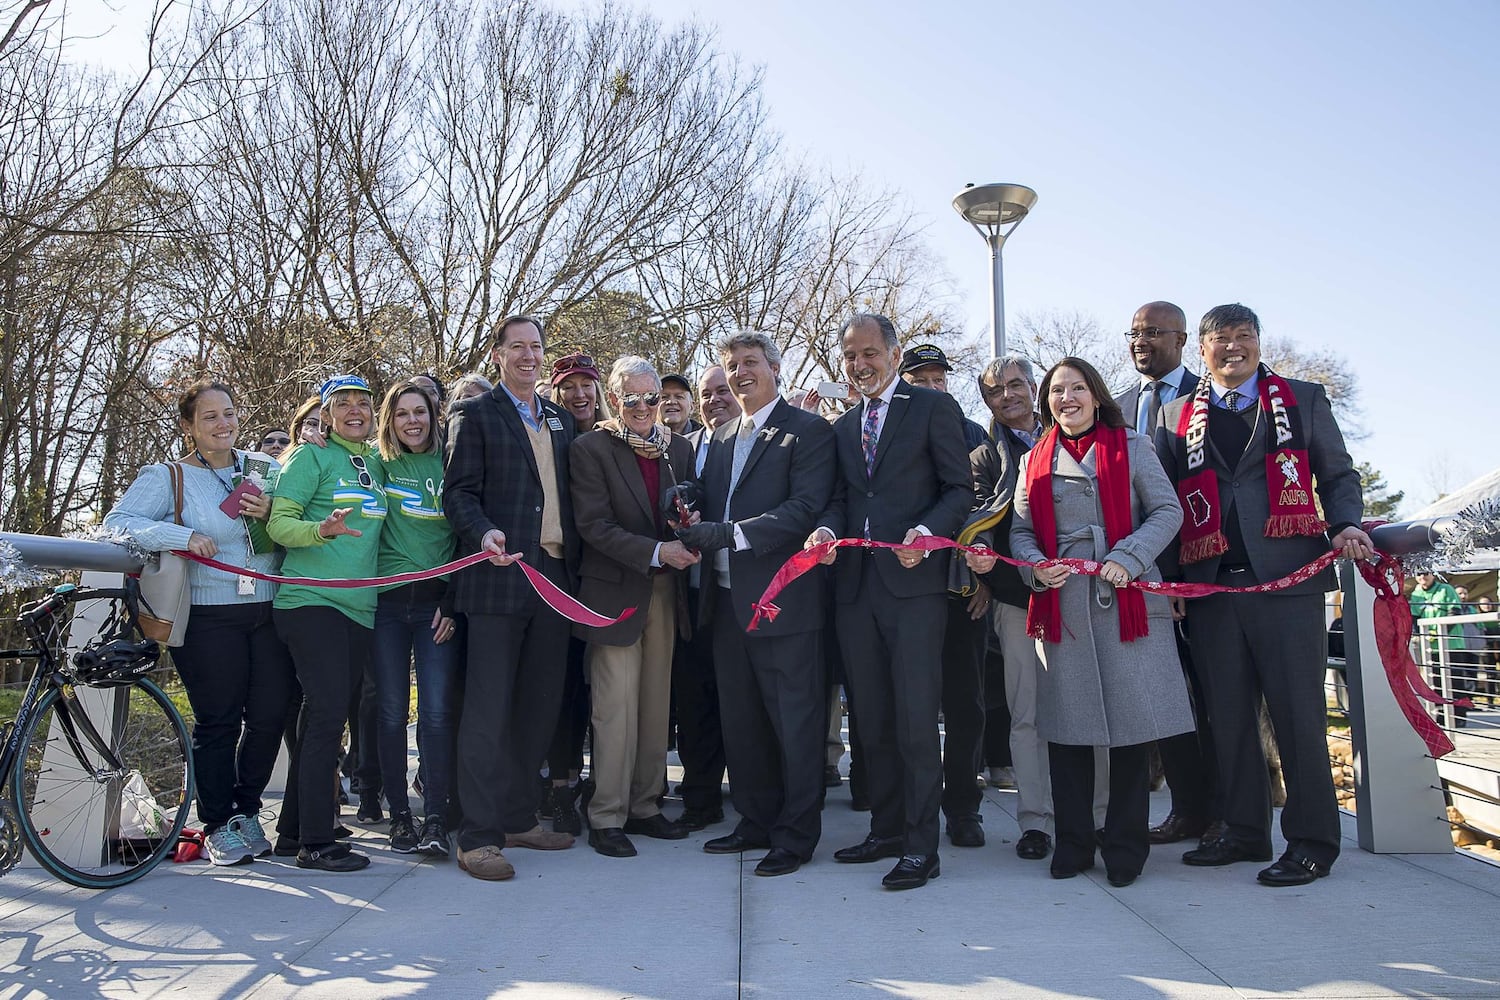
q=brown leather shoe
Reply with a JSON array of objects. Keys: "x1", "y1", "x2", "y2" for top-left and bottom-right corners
[
  {"x1": 505, "y1": 825, "x2": 575, "y2": 851},
  {"x1": 1148, "y1": 812, "x2": 1209, "y2": 845},
  {"x1": 456, "y1": 845, "x2": 515, "y2": 881}
]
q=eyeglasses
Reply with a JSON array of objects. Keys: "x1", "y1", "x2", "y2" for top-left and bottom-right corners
[
  {"x1": 980, "y1": 378, "x2": 1031, "y2": 399},
  {"x1": 1203, "y1": 332, "x2": 1260, "y2": 348},
  {"x1": 618, "y1": 392, "x2": 661, "y2": 409},
  {"x1": 1123, "y1": 328, "x2": 1184, "y2": 342},
  {"x1": 261, "y1": 436, "x2": 291, "y2": 446},
  {"x1": 348, "y1": 454, "x2": 372, "y2": 488}
]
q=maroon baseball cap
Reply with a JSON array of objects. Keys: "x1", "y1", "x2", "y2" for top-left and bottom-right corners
[{"x1": 550, "y1": 352, "x2": 601, "y2": 386}]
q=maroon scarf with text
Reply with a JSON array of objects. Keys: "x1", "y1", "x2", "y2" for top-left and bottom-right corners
[{"x1": 1173, "y1": 363, "x2": 1325, "y2": 564}]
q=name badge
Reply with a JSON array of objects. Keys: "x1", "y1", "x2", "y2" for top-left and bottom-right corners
[
  {"x1": 546, "y1": 417, "x2": 564, "y2": 432},
  {"x1": 237, "y1": 575, "x2": 256, "y2": 596}
]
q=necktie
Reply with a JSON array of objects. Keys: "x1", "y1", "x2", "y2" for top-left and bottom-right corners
[
  {"x1": 862, "y1": 398, "x2": 883, "y2": 476},
  {"x1": 727, "y1": 418, "x2": 756, "y2": 501},
  {"x1": 1138, "y1": 380, "x2": 1164, "y2": 435},
  {"x1": 717, "y1": 419, "x2": 758, "y2": 583},
  {"x1": 1223, "y1": 389, "x2": 1243, "y2": 412}
]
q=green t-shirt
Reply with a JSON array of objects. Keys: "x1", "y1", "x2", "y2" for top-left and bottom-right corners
[
  {"x1": 269, "y1": 433, "x2": 386, "y2": 626},
  {"x1": 374, "y1": 448, "x2": 455, "y2": 588}
]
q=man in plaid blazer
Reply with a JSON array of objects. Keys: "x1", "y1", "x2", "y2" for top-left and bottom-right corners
[{"x1": 445, "y1": 314, "x2": 581, "y2": 881}]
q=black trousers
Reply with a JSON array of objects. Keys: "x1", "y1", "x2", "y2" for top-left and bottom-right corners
[
  {"x1": 546, "y1": 636, "x2": 591, "y2": 780},
  {"x1": 273, "y1": 605, "x2": 371, "y2": 847},
  {"x1": 674, "y1": 586, "x2": 725, "y2": 811},
  {"x1": 837, "y1": 556, "x2": 946, "y2": 857},
  {"x1": 173, "y1": 602, "x2": 295, "y2": 833},
  {"x1": 712, "y1": 588, "x2": 824, "y2": 859},
  {"x1": 1050, "y1": 742, "x2": 1150, "y2": 877},
  {"x1": 940, "y1": 597, "x2": 986, "y2": 821},
  {"x1": 1156, "y1": 623, "x2": 1217, "y2": 820},
  {"x1": 456, "y1": 555, "x2": 571, "y2": 850},
  {"x1": 981, "y1": 642, "x2": 1012, "y2": 768},
  {"x1": 1189, "y1": 591, "x2": 1341, "y2": 865}
]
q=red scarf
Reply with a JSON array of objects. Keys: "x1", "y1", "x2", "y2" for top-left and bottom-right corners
[
  {"x1": 1024, "y1": 423, "x2": 1149, "y2": 644},
  {"x1": 1172, "y1": 364, "x2": 1326, "y2": 564}
]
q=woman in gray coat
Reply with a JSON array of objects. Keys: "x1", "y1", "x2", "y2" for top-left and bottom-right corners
[{"x1": 973, "y1": 357, "x2": 1193, "y2": 887}]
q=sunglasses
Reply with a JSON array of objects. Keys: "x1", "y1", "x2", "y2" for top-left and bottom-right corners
[
  {"x1": 553, "y1": 354, "x2": 596, "y2": 373},
  {"x1": 349, "y1": 454, "x2": 373, "y2": 488},
  {"x1": 261, "y1": 435, "x2": 292, "y2": 446},
  {"x1": 618, "y1": 392, "x2": 661, "y2": 409}
]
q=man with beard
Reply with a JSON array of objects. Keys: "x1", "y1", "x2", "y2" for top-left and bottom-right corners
[{"x1": 1116, "y1": 302, "x2": 1216, "y2": 846}]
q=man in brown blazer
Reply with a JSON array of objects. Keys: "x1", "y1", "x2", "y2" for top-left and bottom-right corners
[{"x1": 570, "y1": 356, "x2": 701, "y2": 858}]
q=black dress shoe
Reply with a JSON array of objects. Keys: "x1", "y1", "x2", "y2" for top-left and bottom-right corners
[
  {"x1": 833, "y1": 834, "x2": 905, "y2": 864},
  {"x1": 946, "y1": 815, "x2": 985, "y2": 848},
  {"x1": 1015, "y1": 829, "x2": 1052, "y2": 860},
  {"x1": 1149, "y1": 812, "x2": 1209, "y2": 845},
  {"x1": 882, "y1": 854, "x2": 940, "y2": 890},
  {"x1": 588, "y1": 827, "x2": 637, "y2": 858},
  {"x1": 623, "y1": 813, "x2": 690, "y2": 840},
  {"x1": 1050, "y1": 860, "x2": 1095, "y2": 879},
  {"x1": 678, "y1": 806, "x2": 725, "y2": 831},
  {"x1": 1182, "y1": 836, "x2": 1273, "y2": 867},
  {"x1": 703, "y1": 833, "x2": 767, "y2": 855},
  {"x1": 824, "y1": 764, "x2": 842, "y2": 788},
  {"x1": 754, "y1": 847, "x2": 802, "y2": 877},
  {"x1": 1257, "y1": 853, "x2": 1331, "y2": 887},
  {"x1": 1106, "y1": 869, "x2": 1139, "y2": 887}
]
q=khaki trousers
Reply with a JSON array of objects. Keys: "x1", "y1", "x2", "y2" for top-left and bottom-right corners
[{"x1": 587, "y1": 573, "x2": 677, "y2": 829}]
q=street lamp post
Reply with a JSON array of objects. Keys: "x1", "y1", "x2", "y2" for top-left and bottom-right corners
[{"x1": 951, "y1": 183, "x2": 1037, "y2": 359}]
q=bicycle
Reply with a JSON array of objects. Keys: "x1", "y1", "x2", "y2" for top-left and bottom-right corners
[{"x1": 0, "y1": 582, "x2": 194, "y2": 888}]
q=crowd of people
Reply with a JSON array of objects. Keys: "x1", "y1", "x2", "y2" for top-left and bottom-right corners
[{"x1": 107, "y1": 300, "x2": 1392, "y2": 889}]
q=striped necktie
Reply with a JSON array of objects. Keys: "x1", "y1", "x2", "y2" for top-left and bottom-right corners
[{"x1": 862, "y1": 398, "x2": 883, "y2": 476}]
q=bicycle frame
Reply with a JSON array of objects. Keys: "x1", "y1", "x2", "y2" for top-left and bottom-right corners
[{"x1": 0, "y1": 587, "x2": 136, "y2": 789}]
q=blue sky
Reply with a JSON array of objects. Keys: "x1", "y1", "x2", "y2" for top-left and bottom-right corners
[
  {"x1": 619, "y1": 0, "x2": 1498, "y2": 513},
  {"x1": 75, "y1": 0, "x2": 1498, "y2": 512}
]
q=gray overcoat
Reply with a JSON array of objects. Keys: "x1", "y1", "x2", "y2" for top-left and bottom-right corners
[{"x1": 1009, "y1": 431, "x2": 1195, "y2": 747}]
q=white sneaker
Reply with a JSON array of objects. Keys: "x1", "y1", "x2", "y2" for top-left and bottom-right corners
[
  {"x1": 206, "y1": 825, "x2": 256, "y2": 866},
  {"x1": 988, "y1": 766, "x2": 1017, "y2": 789}
]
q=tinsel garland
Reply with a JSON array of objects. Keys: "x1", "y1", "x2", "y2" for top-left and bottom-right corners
[
  {"x1": 0, "y1": 538, "x2": 55, "y2": 594},
  {"x1": 1401, "y1": 498, "x2": 1500, "y2": 576}
]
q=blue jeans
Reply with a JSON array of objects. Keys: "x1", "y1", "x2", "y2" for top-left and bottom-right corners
[{"x1": 372, "y1": 586, "x2": 461, "y2": 819}]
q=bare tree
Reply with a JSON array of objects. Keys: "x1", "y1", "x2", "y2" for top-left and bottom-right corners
[
  {"x1": 1011, "y1": 309, "x2": 1126, "y2": 388},
  {"x1": 1259, "y1": 335, "x2": 1364, "y2": 439}
]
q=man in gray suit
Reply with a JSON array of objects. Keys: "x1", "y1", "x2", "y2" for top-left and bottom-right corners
[
  {"x1": 1117, "y1": 301, "x2": 1216, "y2": 845},
  {"x1": 1155, "y1": 303, "x2": 1371, "y2": 887}
]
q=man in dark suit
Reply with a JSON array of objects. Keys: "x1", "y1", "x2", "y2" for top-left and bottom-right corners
[
  {"x1": 444, "y1": 314, "x2": 580, "y2": 881},
  {"x1": 806, "y1": 313, "x2": 972, "y2": 890},
  {"x1": 1116, "y1": 301, "x2": 1216, "y2": 845},
  {"x1": 1155, "y1": 302, "x2": 1370, "y2": 887},
  {"x1": 900, "y1": 343, "x2": 990, "y2": 849},
  {"x1": 670, "y1": 365, "x2": 742, "y2": 830},
  {"x1": 676, "y1": 333, "x2": 835, "y2": 877}
]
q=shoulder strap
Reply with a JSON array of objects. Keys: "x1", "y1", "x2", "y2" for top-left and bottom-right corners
[{"x1": 168, "y1": 462, "x2": 185, "y2": 526}]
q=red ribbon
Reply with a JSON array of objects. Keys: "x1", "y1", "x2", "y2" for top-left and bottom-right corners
[
  {"x1": 175, "y1": 550, "x2": 635, "y2": 630},
  {"x1": 751, "y1": 535, "x2": 1459, "y2": 758}
]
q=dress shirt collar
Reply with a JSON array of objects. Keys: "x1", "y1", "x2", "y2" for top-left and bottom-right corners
[
  {"x1": 1210, "y1": 371, "x2": 1259, "y2": 410},
  {"x1": 498, "y1": 380, "x2": 543, "y2": 429},
  {"x1": 1142, "y1": 364, "x2": 1189, "y2": 398},
  {"x1": 738, "y1": 396, "x2": 779, "y2": 436}
]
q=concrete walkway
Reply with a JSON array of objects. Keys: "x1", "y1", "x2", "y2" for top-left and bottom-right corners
[{"x1": 2, "y1": 752, "x2": 1498, "y2": 999}]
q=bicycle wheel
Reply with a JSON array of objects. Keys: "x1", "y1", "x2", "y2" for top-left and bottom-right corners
[{"x1": 12, "y1": 678, "x2": 193, "y2": 888}]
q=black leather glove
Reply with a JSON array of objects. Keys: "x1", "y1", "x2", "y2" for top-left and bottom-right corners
[
  {"x1": 676, "y1": 520, "x2": 735, "y2": 553},
  {"x1": 662, "y1": 480, "x2": 704, "y2": 524}
]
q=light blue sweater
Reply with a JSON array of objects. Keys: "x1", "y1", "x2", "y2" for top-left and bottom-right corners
[{"x1": 103, "y1": 453, "x2": 284, "y2": 606}]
